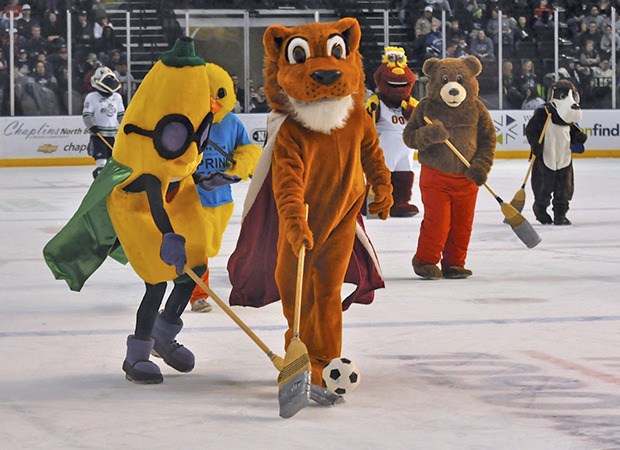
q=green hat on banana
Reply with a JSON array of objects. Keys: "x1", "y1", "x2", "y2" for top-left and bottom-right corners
[{"x1": 160, "y1": 36, "x2": 205, "y2": 68}]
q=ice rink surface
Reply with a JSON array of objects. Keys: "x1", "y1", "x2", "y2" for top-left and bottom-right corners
[{"x1": 1, "y1": 159, "x2": 619, "y2": 449}]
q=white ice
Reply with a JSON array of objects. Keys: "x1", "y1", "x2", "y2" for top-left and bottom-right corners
[{"x1": 1, "y1": 159, "x2": 619, "y2": 449}]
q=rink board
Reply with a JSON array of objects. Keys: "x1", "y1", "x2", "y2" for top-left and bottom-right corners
[{"x1": 1, "y1": 111, "x2": 619, "y2": 166}]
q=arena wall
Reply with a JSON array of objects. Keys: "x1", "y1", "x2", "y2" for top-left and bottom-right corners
[{"x1": 1, "y1": 111, "x2": 618, "y2": 167}]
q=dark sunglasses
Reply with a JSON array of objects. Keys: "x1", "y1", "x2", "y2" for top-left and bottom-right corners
[{"x1": 124, "y1": 112, "x2": 213, "y2": 160}]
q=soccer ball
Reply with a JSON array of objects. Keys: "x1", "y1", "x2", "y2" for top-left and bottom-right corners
[{"x1": 322, "y1": 357, "x2": 361, "y2": 396}]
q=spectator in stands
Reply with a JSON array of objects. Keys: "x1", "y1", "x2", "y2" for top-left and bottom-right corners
[
  {"x1": 33, "y1": 59, "x2": 57, "y2": 91},
  {"x1": 1, "y1": 0, "x2": 22, "y2": 29},
  {"x1": 81, "y1": 52, "x2": 98, "y2": 94},
  {"x1": 566, "y1": 2, "x2": 587, "y2": 37},
  {"x1": 113, "y1": 54, "x2": 136, "y2": 106},
  {"x1": 446, "y1": 18, "x2": 466, "y2": 43},
  {"x1": 517, "y1": 58, "x2": 542, "y2": 97},
  {"x1": 108, "y1": 48, "x2": 121, "y2": 70},
  {"x1": 583, "y1": 5, "x2": 606, "y2": 30},
  {"x1": 34, "y1": 49, "x2": 53, "y2": 74},
  {"x1": 249, "y1": 85, "x2": 269, "y2": 113},
  {"x1": 15, "y1": 48, "x2": 31, "y2": 75},
  {"x1": 599, "y1": 24, "x2": 620, "y2": 61},
  {"x1": 93, "y1": 15, "x2": 111, "y2": 40},
  {"x1": 533, "y1": 0, "x2": 553, "y2": 21},
  {"x1": 486, "y1": 9, "x2": 516, "y2": 52},
  {"x1": 445, "y1": 38, "x2": 468, "y2": 58},
  {"x1": 469, "y1": 29, "x2": 495, "y2": 62},
  {"x1": 424, "y1": 18, "x2": 443, "y2": 59},
  {"x1": 16, "y1": 4, "x2": 36, "y2": 39},
  {"x1": 95, "y1": 24, "x2": 121, "y2": 58},
  {"x1": 589, "y1": 58, "x2": 613, "y2": 108},
  {"x1": 521, "y1": 85, "x2": 545, "y2": 110},
  {"x1": 41, "y1": 9, "x2": 64, "y2": 47},
  {"x1": 47, "y1": 43, "x2": 67, "y2": 79},
  {"x1": 24, "y1": 24, "x2": 47, "y2": 58},
  {"x1": 425, "y1": 0, "x2": 452, "y2": 18},
  {"x1": 73, "y1": 9, "x2": 94, "y2": 61},
  {"x1": 577, "y1": 21, "x2": 603, "y2": 50},
  {"x1": 231, "y1": 74, "x2": 245, "y2": 113},
  {"x1": 514, "y1": 15, "x2": 534, "y2": 43},
  {"x1": 502, "y1": 60, "x2": 524, "y2": 109},
  {"x1": 415, "y1": 6, "x2": 434, "y2": 38},
  {"x1": 580, "y1": 39, "x2": 601, "y2": 67}
]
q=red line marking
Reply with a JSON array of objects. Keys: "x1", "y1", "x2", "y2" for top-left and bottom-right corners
[{"x1": 523, "y1": 350, "x2": 620, "y2": 387}]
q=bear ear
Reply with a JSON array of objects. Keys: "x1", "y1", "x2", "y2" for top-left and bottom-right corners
[
  {"x1": 463, "y1": 55, "x2": 482, "y2": 76},
  {"x1": 335, "y1": 17, "x2": 361, "y2": 54},
  {"x1": 263, "y1": 25, "x2": 291, "y2": 62},
  {"x1": 422, "y1": 58, "x2": 440, "y2": 77}
]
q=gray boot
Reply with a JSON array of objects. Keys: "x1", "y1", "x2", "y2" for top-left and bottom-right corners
[
  {"x1": 122, "y1": 335, "x2": 163, "y2": 384},
  {"x1": 151, "y1": 312, "x2": 195, "y2": 373}
]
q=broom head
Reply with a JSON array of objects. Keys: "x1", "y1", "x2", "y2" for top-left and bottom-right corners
[
  {"x1": 509, "y1": 187, "x2": 526, "y2": 213},
  {"x1": 501, "y1": 202, "x2": 542, "y2": 248},
  {"x1": 278, "y1": 338, "x2": 311, "y2": 418}
]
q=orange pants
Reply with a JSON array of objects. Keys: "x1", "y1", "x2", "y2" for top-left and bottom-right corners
[
  {"x1": 416, "y1": 165, "x2": 479, "y2": 268},
  {"x1": 189, "y1": 265, "x2": 210, "y2": 304}
]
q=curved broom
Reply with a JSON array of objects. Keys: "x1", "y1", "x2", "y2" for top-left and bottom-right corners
[
  {"x1": 508, "y1": 109, "x2": 551, "y2": 213},
  {"x1": 424, "y1": 117, "x2": 541, "y2": 249}
]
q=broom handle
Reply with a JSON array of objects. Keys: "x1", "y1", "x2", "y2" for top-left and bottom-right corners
[
  {"x1": 519, "y1": 110, "x2": 549, "y2": 187},
  {"x1": 293, "y1": 204, "x2": 309, "y2": 339},
  {"x1": 423, "y1": 117, "x2": 500, "y2": 200},
  {"x1": 96, "y1": 132, "x2": 114, "y2": 151},
  {"x1": 185, "y1": 266, "x2": 281, "y2": 364}
]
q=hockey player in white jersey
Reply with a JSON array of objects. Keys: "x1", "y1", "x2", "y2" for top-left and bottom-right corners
[{"x1": 82, "y1": 67, "x2": 124, "y2": 178}]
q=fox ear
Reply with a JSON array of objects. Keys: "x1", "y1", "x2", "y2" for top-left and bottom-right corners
[
  {"x1": 263, "y1": 25, "x2": 291, "y2": 62},
  {"x1": 335, "y1": 17, "x2": 361, "y2": 54}
]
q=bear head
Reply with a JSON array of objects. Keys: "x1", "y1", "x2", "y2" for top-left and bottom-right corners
[{"x1": 422, "y1": 56, "x2": 482, "y2": 108}]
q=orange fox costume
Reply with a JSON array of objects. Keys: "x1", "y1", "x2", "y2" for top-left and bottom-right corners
[{"x1": 228, "y1": 18, "x2": 393, "y2": 385}]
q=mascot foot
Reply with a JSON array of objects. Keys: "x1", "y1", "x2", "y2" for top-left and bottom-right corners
[
  {"x1": 191, "y1": 298, "x2": 212, "y2": 313},
  {"x1": 442, "y1": 266, "x2": 473, "y2": 279},
  {"x1": 390, "y1": 203, "x2": 420, "y2": 217},
  {"x1": 151, "y1": 313, "x2": 195, "y2": 373},
  {"x1": 412, "y1": 256, "x2": 442, "y2": 279},
  {"x1": 123, "y1": 335, "x2": 163, "y2": 384},
  {"x1": 554, "y1": 215, "x2": 572, "y2": 226},
  {"x1": 533, "y1": 204, "x2": 552, "y2": 224}
]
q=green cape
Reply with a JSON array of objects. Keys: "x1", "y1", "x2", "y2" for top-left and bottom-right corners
[{"x1": 43, "y1": 159, "x2": 131, "y2": 292}]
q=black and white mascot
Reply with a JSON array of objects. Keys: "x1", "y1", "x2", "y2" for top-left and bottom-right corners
[{"x1": 525, "y1": 80, "x2": 587, "y2": 225}]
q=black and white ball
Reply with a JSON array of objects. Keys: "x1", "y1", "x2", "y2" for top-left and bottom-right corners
[{"x1": 322, "y1": 357, "x2": 361, "y2": 395}]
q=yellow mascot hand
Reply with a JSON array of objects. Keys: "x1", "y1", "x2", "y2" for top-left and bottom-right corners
[{"x1": 225, "y1": 143, "x2": 261, "y2": 180}]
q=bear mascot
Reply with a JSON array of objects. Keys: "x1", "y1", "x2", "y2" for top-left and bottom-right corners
[
  {"x1": 227, "y1": 18, "x2": 393, "y2": 391},
  {"x1": 525, "y1": 79, "x2": 587, "y2": 225},
  {"x1": 365, "y1": 46, "x2": 420, "y2": 217},
  {"x1": 403, "y1": 56, "x2": 495, "y2": 279}
]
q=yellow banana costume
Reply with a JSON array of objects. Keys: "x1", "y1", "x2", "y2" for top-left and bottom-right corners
[
  {"x1": 44, "y1": 37, "x2": 215, "y2": 384},
  {"x1": 189, "y1": 64, "x2": 260, "y2": 310}
]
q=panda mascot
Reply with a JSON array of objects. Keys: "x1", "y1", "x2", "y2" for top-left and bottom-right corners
[{"x1": 525, "y1": 80, "x2": 587, "y2": 225}]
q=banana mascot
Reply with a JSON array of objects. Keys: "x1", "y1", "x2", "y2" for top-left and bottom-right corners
[
  {"x1": 44, "y1": 37, "x2": 214, "y2": 384},
  {"x1": 188, "y1": 63, "x2": 260, "y2": 312}
]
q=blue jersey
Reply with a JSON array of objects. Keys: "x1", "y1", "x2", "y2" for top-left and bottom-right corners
[{"x1": 195, "y1": 113, "x2": 252, "y2": 207}]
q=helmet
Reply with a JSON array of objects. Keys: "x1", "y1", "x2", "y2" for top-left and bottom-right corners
[{"x1": 91, "y1": 66, "x2": 120, "y2": 95}]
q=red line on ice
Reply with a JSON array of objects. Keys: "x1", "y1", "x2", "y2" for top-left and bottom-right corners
[{"x1": 523, "y1": 350, "x2": 620, "y2": 386}]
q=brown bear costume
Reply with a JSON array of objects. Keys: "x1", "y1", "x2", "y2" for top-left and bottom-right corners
[{"x1": 403, "y1": 56, "x2": 495, "y2": 279}]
